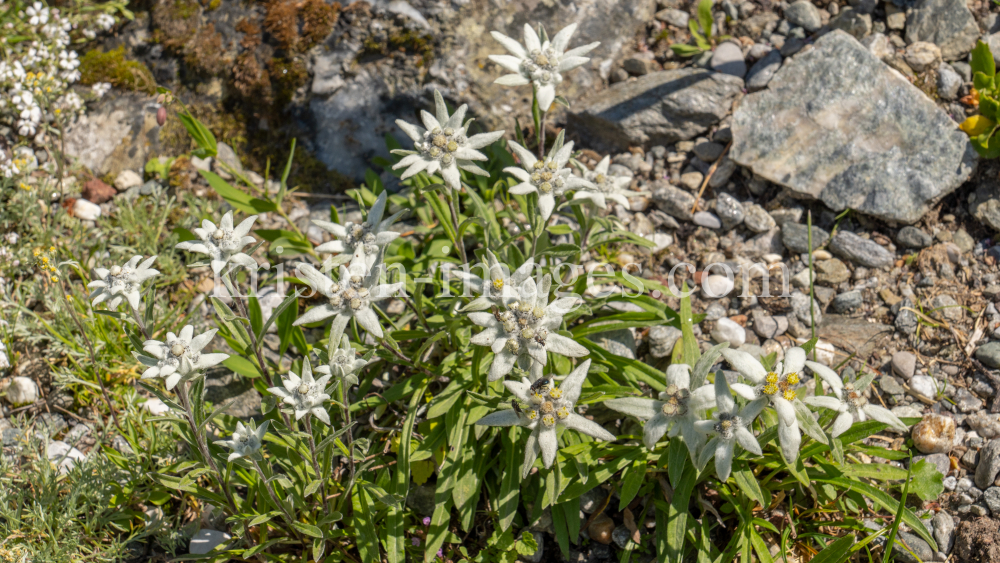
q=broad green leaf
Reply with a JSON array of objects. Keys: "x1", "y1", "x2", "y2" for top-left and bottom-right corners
[
  {"x1": 618, "y1": 459, "x2": 646, "y2": 510},
  {"x1": 971, "y1": 40, "x2": 996, "y2": 78},
  {"x1": 808, "y1": 534, "x2": 855, "y2": 563},
  {"x1": 223, "y1": 355, "x2": 262, "y2": 379},
  {"x1": 352, "y1": 485, "x2": 381, "y2": 563},
  {"x1": 697, "y1": 0, "x2": 714, "y2": 38},
  {"x1": 199, "y1": 170, "x2": 277, "y2": 214}
]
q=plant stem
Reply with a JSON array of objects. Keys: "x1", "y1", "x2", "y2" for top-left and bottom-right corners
[
  {"x1": 538, "y1": 110, "x2": 547, "y2": 160},
  {"x1": 224, "y1": 271, "x2": 276, "y2": 389},
  {"x1": 176, "y1": 382, "x2": 256, "y2": 548},
  {"x1": 59, "y1": 280, "x2": 122, "y2": 432},
  {"x1": 303, "y1": 416, "x2": 331, "y2": 512},
  {"x1": 128, "y1": 303, "x2": 151, "y2": 340},
  {"x1": 251, "y1": 458, "x2": 305, "y2": 544},
  {"x1": 446, "y1": 191, "x2": 468, "y2": 264},
  {"x1": 807, "y1": 210, "x2": 816, "y2": 361}
]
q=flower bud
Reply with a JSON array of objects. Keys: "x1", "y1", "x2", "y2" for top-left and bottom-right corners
[
  {"x1": 156, "y1": 106, "x2": 167, "y2": 126},
  {"x1": 110, "y1": 265, "x2": 121, "y2": 276},
  {"x1": 297, "y1": 384, "x2": 309, "y2": 395},
  {"x1": 170, "y1": 343, "x2": 185, "y2": 356}
]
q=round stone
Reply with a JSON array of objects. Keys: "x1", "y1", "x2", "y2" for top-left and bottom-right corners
[{"x1": 911, "y1": 413, "x2": 957, "y2": 454}]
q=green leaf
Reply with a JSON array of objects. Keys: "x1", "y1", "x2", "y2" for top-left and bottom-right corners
[
  {"x1": 981, "y1": 96, "x2": 1000, "y2": 121},
  {"x1": 670, "y1": 43, "x2": 705, "y2": 57},
  {"x1": 618, "y1": 460, "x2": 646, "y2": 510},
  {"x1": 177, "y1": 110, "x2": 218, "y2": 157},
  {"x1": 972, "y1": 127, "x2": 1000, "y2": 158},
  {"x1": 732, "y1": 460, "x2": 769, "y2": 507},
  {"x1": 293, "y1": 521, "x2": 324, "y2": 539},
  {"x1": 664, "y1": 443, "x2": 696, "y2": 562},
  {"x1": 697, "y1": 0, "x2": 714, "y2": 39},
  {"x1": 909, "y1": 459, "x2": 945, "y2": 502},
  {"x1": 199, "y1": 170, "x2": 277, "y2": 214},
  {"x1": 247, "y1": 291, "x2": 263, "y2": 338},
  {"x1": 808, "y1": 534, "x2": 855, "y2": 563},
  {"x1": 352, "y1": 485, "x2": 381, "y2": 563},
  {"x1": 677, "y1": 282, "x2": 700, "y2": 367},
  {"x1": 223, "y1": 355, "x2": 262, "y2": 378},
  {"x1": 386, "y1": 383, "x2": 426, "y2": 563},
  {"x1": 971, "y1": 40, "x2": 996, "y2": 79},
  {"x1": 883, "y1": 456, "x2": 913, "y2": 563},
  {"x1": 974, "y1": 71, "x2": 995, "y2": 92},
  {"x1": 248, "y1": 512, "x2": 280, "y2": 527},
  {"x1": 259, "y1": 289, "x2": 302, "y2": 340}
]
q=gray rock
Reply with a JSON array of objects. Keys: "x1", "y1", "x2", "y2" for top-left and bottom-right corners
[
  {"x1": 894, "y1": 531, "x2": 934, "y2": 563},
  {"x1": 975, "y1": 439, "x2": 1000, "y2": 489},
  {"x1": 937, "y1": 63, "x2": 963, "y2": 100},
  {"x1": 880, "y1": 375, "x2": 906, "y2": 395},
  {"x1": 693, "y1": 140, "x2": 726, "y2": 162},
  {"x1": 829, "y1": 8, "x2": 872, "y2": 39},
  {"x1": 752, "y1": 309, "x2": 787, "y2": 339},
  {"x1": 711, "y1": 42, "x2": 747, "y2": 78},
  {"x1": 742, "y1": 203, "x2": 776, "y2": 233},
  {"x1": 816, "y1": 259, "x2": 850, "y2": 285},
  {"x1": 214, "y1": 142, "x2": 243, "y2": 176},
  {"x1": 975, "y1": 342, "x2": 1000, "y2": 369},
  {"x1": 784, "y1": 1, "x2": 823, "y2": 32},
  {"x1": 848, "y1": 0, "x2": 878, "y2": 14},
  {"x1": 782, "y1": 223, "x2": 830, "y2": 254},
  {"x1": 63, "y1": 93, "x2": 164, "y2": 178},
  {"x1": 954, "y1": 388, "x2": 983, "y2": 413},
  {"x1": 708, "y1": 156, "x2": 738, "y2": 188},
  {"x1": 791, "y1": 291, "x2": 822, "y2": 325},
  {"x1": 37, "y1": 413, "x2": 67, "y2": 438},
  {"x1": 568, "y1": 68, "x2": 745, "y2": 153},
  {"x1": 969, "y1": 181, "x2": 1000, "y2": 232},
  {"x1": 652, "y1": 181, "x2": 696, "y2": 222},
  {"x1": 746, "y1": 49, "x2": 783, "y2": 92},
  {"x1": 892, "y1": 351, "x2": 917, "y2": 379},
  {"x1": 715, "y1": 192, "x2": 744, "y2": 230},
  {"x1": 656, "y1": 8, "x2": 689, "y2": 28},
  {"x1": 527, "y1": 532, "x2": 545, "y2": 563},
  {"x1": 731, "y1": 31, "x2": 977, "y2": 224},
  {"x1": 896, "y1": 298, "x2": 918, "y2": 335},
  {"x1": 829, "y1": 231, "x2": 894, "y2": 269},
  {"x1": 832, "y1": 290, "x2": 863, "y2": 312},
  {"x1": 693, "y1": 211, "x2": 722, "y2": 229},
  {"x1": 905, "y1": 0, "x2": 979, "y2": 61},
  {"x1": 204, "y1": 370, "x2": 262, "y2": 418},
  {"x1": 593, "y1": 329, "x2": 637, "y2": 360},
  {"x1": 897, "y1": 226, "x2": 933, "y2": 249},
  {"x1": 931, "y1": 294, "x2": 962, "y2": 322},
  {"x1": 648, "y1": 326, "x2": 682, "y2": 358},
  {"x1": 931, "y1": 511, "x2": 955, "y2": 554},
  {"x1": 189, "y1": 530, "x2": 231, "y2": 555},
  {"x1": 910, "y1": 374, "x2": 939, "y2": 397},
  {"x1": 984, "y1": 487, "x2": 1000, "y2": 517}
]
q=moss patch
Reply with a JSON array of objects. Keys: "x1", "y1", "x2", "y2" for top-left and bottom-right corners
[{"x1": 78, "y1": 46, "x2": 156, "y2": 94}]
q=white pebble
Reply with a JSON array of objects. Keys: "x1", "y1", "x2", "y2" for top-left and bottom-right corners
[
  {"x1": 646, "y1": 233, "x2": 673, "y2": 253},
  {"x1": 910, "y1": 375, "x2": 940, "y2": 398},
  {"x1": 4, "y1": 376, "x2": 39, "y2": 405},
  {"x1": 702, "y1": 274, "x2": 734, "y2": 298},
  {"x1": 693, "y1": 211, "x2": 722, "y2": 229},
  {"x1": 762, "y1": 253, "x2": 783, "y2": 264},
  {"x1": 73, "y1": 199, "x2": 101, "y2": 221},
  {"x1": 711, "y1": 318, "x2": 746, "y2": 347},
  {"x1": 142, "y1": 398, "x2": 170, "y2": 415},
  {"x1": 47, "y1": 440, "x2": 87, "y2": 474},
  {"x1": 113, "y1": 169, "x2": 143, "y2": 191},
  {"x1": 189, "y1": 530, "x2": 232, "y2": 554}
]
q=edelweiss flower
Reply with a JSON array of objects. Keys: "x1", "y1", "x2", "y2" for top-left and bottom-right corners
[
  {"x1": 138, "y1": 326, "x2": 229, "y2": 390},
  {"x1": 215, "y1": 420, "x2": 269, "y2": 462},
  {"x1": 605, "y1": 364, "x2": 716, "y2": 460},
  {"x1": 574, "y1": 156, "x2": 639, "y2": 210},
  {"x1": 293, "y1": 254, "x2": 404, "y2": 339},
  {"x1": 804, "y1": 361, "x2": 907, "y2": 436},
  {"x1": 315, "y1": 332, "x2": 368, "y2": 388},
  {"x1": 722, "y1": 347, "x2": 805, "y2": 461},
  {"x1": 175, "y1": 212, "x2": 258, "y2": 274},
  {"x1": 469, "y1": 274, "x2": 586, "y2": 381},
  {"x1": 453, "y1": 250, "x2": 534, "y2": 312},
  {"x1": 694, "y1": 375, "x2": 766, "y2": 482},
  {"x1": 505, "y1": 136, "x2": 594, "y2": 222},
  {"x1": 475, "y1": 360, "x2": 616, "y2": 476},
  {"x1": 88, "y1": 255, "x2": 159, "y2": 311},
  {"x1": 393, "y1": 90, "x2": 505, "y2": 191},
  {"x1": 268, "y1": 359, "x2": 332, "y2": 425},
  {"x1": 489, "y1": 23, "x2": 599, "y2": 111},
  {"x1": 313, "y1": 190, "x2": 404, "y2": 268}
]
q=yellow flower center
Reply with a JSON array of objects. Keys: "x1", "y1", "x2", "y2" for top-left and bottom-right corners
[
  {"x1": 762, "y1": 383, "x2": 779, "y2": 395},
  {"x1": 492, "y1": 278, "x2": 504, "y2": 290},
  {"x1": 548, "y1": 387, "x2": 562, "y2": 399},
  {"x1": 786, "y1": 372, "x2": 800, "y2": 385},
  {"x1": 783, "y1": 389, "x2": 796, "y2": 401},
  {"x1": 765, "y1": 372, "x2": 779, "y2": 385}
]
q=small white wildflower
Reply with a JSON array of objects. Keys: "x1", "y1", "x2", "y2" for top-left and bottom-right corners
[
  {"x1": 87, "y1": 255, "x2": 160, "y2": 311},
  {"x1": 175, "y1": 211, "x2": 259, "y2": 274},
  {"x1": 293, "y1": 252, "x2": 404, "y2": 339},
  {"x1": 505, "y1": 135, "x2": 594, "y2": 222},
  {"x1": 393, "y1": 90, "x2": 505, "y2": 191},
  {"x1": 312, "y1": 190, "x2": 404, "y2": 268},
  {"x1": 315, "y1": 332, "x2": 368, "y2": 388},
  {"x1": 215, "y1": 420, "x2": 269, "y2": 462},
  {"x1": 803, "y1": 361, "x2": 908, "y2": 436},
  {"x1": 469, "y1": 273, "x2": 586, "y2": 381},
  {"x1": 453, "y1": 250, "x2": 534, "y2": 312},
  {"x1": 574, "y1": 156, "x2": 640, "y2": 210},
  {"x1": 137, "y1": 326, "x2": 229, "y2": 390},
  {"x1": 4, "y1": 232, "x2": 18, "y2": 245},
  {"x1": 605, "y1": 364, "x2": 716, "y2": 461},
  {"x1": 268, "y1": 359, "x2": 332, "y2": 425},
  {"x1": 694, "y1": 375, "x2": 766, "y2": 482},
  {"x1": 91, "y1": 82, "x2": 111, "y2": 98},
  {"x1": 96, "y1": 13, "x2": 114, "y2": 30},
  {"x1": 475, "y1": 360, "x2": 616, "y2": 476},
  {"x1": 0, "y1": 341, "x2": 9, "y2": 370},
  {"x1": 722, "y1": 347, "x2": 804, "y2": 462},
  {"x1": 27, "y1": 2, "x2": 49, "y2": 26},
  {"x1": 489, "y1": 23, "x2": 599, "y2": 111}
]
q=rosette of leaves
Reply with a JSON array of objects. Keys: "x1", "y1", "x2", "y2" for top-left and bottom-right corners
[{"x1": 960, "y1": 41, "x2": 1000, "y2": 158}]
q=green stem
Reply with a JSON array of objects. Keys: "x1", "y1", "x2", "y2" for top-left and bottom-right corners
[
  {"x1": 251, "y1": 458, "x2": 305, "y2": 544},
  {"x1": 807, "y1": 210, "x2": 817, "y2": 361},
  {"x1": 447, "y1": 191, "x2": 468, "y2": 264},
  {"x1": 303, "y1": 416, "x2": 331, "y2": 513}
]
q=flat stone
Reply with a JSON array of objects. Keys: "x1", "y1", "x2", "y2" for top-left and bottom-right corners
[
  {"x1": 791, "y1": 291, "x2": 822, "y2": 325},
  {"x1": 912, "y1": 413, "x2": 956, "y2": 454},
  {"x1": 710, "y1": 42, "x2": 747, "y2": 78},
  {"x1": 714, "y1": 192, "x2": 744, "y2": 229},
  {"x1": 655, "y1": 8, "x2": 689, "y2": 27},
  {"x1": 910, "y1": 374, "x2": 939, "y2": 398},
  {"x1": 64, "y1": 93, "x2": 165, "y2": 178},
  {"x1": 648, "y1": 326, "x2": 682, "y2": 358},
  {"x1": 892, "y1": 351, "x2": 917, "y2": 379},
  {"x1": 189, "y1": 530, "x2": 231, "y2": 555},
  {"x1": 204, "y1": 370, "x2": 261, "y2": 418},
  {"x1": 568, "y1": 68, "x2": 745, "y2": 153},
  {"x1": 829, "y1": 231, "x2": 894, "y2": 269},
  {"x1": 47, "y1": 440, "x2": 86, "y2": 474},
  {"x1": 72, "y1": 199, "x2": 101, "y2": 221},
  {"x1": 742, "y1": 203, "x2": 776, "y2": 233},
  {"x1": 931, "y1": 294, "x2": 962, "y2": 322},
  {"x1": 711, "y1": 317, "x2": 746, "y2": 347},
  {"x1": 894, "y1": 531, "x2": 934, "y2": 563},
  {"x1": 693, "y1": 211, "x2": 722, "y2": 230},
  {"x1": 818, "y1": 314, "x2": 893, "y2": 362},
  {"x1": 693, "y1": 140, "x2": 726, "y2": 162},
  {"x1": 784, "y1": 0, "x2": 823, "y2": 32},
  {"x1": 815, "y1": 259, "x2": 850, "y2": 285},
  {"x1": 984, "y1": 487, "x2": 1000, "y2": 517},
  {"x1": 114, "y1": 170, "x2": 142, "y2": 191},
  {"x1": 897, "y1": 226, "x2": 933, "y2": 248},
  {"x1": 954, "y1": 387, "x2": 983, "y2": 413},
  {"x1": 782, "y1": 223, "x2": 830, "y2": 254},
  {"x1": 931, "y1": 511, "x2": 956, "y2": 554},
  {"x1": 593, "y1": 329, "x2": 638, "y2": 360},
  {"x1": 746, "y1": 49, "x2": 783, "y2": 92},
  {"x1": 3, "y1": 376, "x2": 39, "y2": 405},
  {"x1": 702, "y1": 275, "x2": 735, "y2": 298},
  {"x1": 969, "y1": 181, "x2": 1000, "y2": 232},
  {"x1": 652, "y1": 181, "x2": 696, "y2": 222},
  {"x1": 832, "y1": 290, "x2": 863, "y2": 312},
  {"x1": 975, "y1": 342, "x2": 1000, "y2": 369},
  {"x1": 904, "y1": 42, "x2": 942, "y2": 72},
  {"x1": 731, "y1": 30, "x2": 977, "y2": 224},
  {"x1": 937, "y1": 63, "x2": 963, "y2": 100},
  {"x1": 905, "y1": 0, "x2": 979, "y2": 61},
  {"x1": 829, "y1": 8, "x2": 872, "y2": 39},
  {"x1": 975, "y1": 439, "x2": 1000, "y2": 489}
]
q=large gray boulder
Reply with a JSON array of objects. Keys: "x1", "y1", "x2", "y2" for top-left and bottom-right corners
[
  {"x1": 567, "y1": 68, "x2": 744, "y2": 153},
  {"x1": 64, "y1": 93, "x2": 164, "y2": 178},
  {"x1": 731, "y1": 31, "x2": 976, "y2": 224}
]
